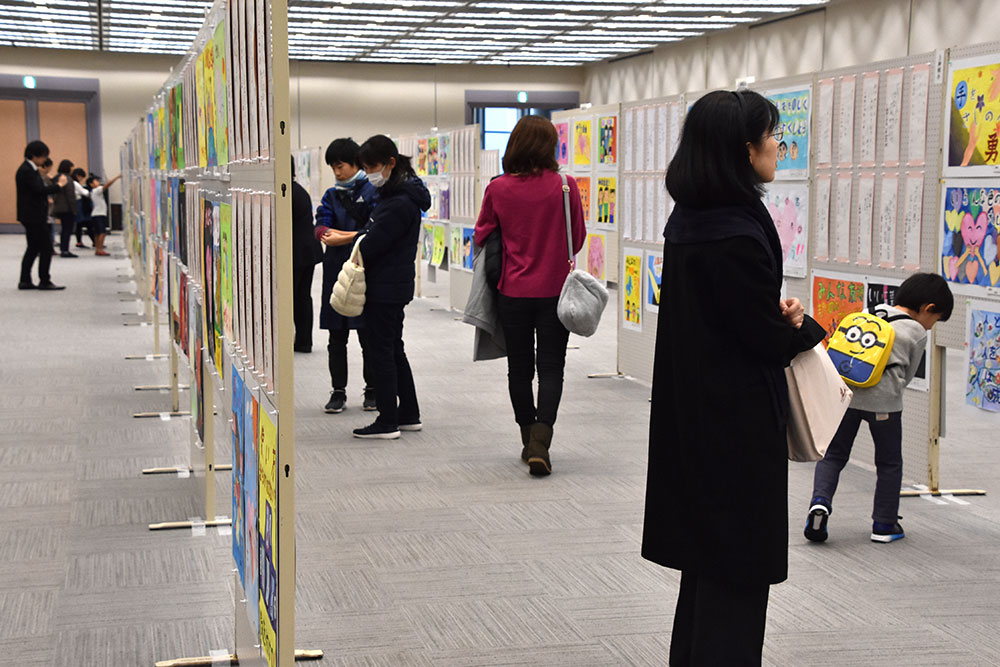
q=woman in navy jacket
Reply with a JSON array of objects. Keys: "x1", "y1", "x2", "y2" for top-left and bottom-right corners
[
  {"x1": 325, "y1": 135, "x2": 430, "y2": 439},
  {"x1": 642, "y1": 90, "x2": 826, "y2": 666}
]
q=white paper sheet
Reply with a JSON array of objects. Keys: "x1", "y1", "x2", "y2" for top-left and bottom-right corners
[
  {"x1": 656, "y1": 104, "x2": 669, "y2": 172},
  {"x1": 814, "y1": 174, "x2": 832, "y2": 261},
  {"x1": 816, "y1": 79, "x2": 835, "y2": 167},
  {"x1": 902, "y1": 172, "x2": 924, "y2": 268},
  {"x1": 624, "y1": 108, "x2": 635, "y2": 173},
  {"x1": 883, "y1": 68, "x2": 904, "y2": 166},
  {"x1": 833, "y1": 174, "x2": 852, "y2": 262},
  {"x1": 856, "y1": 174, "x2": 875, "y2": 265},
  {"x1": 838, "y1": 75, "x2": 857, "y2": 168},
  {"x1": 635, "y1": 107, "x2": 646, "y2": 173},
  {"x1": 877, "y1": 175, "x2": 899, "y2": 267},
  {"x1": 644, "y1": 106, "x2": 656, "y2": 172},
  {"x1": 907, "y1": 64, "x2": 930, "y2": 166},
  {"x1": 860, "y1": 72, "x2": 880, "y2": 166}
]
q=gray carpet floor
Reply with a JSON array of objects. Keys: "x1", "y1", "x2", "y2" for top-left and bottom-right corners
[{"x1": 1, "y1": 232, "x2": 998, "y2": 666}]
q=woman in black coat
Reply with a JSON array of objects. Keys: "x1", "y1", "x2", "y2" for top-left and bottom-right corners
[{"x1": 642, "y1": 90, "x2": 826, "y2": 666}]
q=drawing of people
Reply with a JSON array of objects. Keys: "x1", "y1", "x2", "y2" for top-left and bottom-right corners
[{"x1": 777, "y1": 141, "x2": 788, "y2": 162}]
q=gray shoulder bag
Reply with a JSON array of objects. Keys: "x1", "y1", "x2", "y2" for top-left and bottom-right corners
[{"x1": 555, "y1": 173, "x2": 609, "y2": 337}]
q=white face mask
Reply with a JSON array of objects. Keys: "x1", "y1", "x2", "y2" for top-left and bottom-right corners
[{"x1": 367, "y1": 168, "x2": 388, "y2": 188}]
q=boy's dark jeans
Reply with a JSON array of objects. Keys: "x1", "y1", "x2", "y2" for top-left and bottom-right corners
[{"x1": 811, "y1": 408, "x2": 903, "y2": 524}]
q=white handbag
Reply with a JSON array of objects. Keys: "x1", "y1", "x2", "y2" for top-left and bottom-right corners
[
  {"x1": 555, "y1": 174, "x2": 608, "y2": 337},
  {"x1": 785, "y1": 343, "x2": 853, "y2": 462},
  {"x1": 330, "y1": 238, "x2": 366, "y2": 318}
]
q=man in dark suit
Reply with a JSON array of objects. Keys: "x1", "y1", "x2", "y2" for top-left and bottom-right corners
[{"x1": 16, "y1": 140, "x2": 66, "y2": 290}]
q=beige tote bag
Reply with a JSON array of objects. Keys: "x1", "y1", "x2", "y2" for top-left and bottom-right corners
[
  {"x1": 330, "y1": 238, "x2": 366, "y2": 318},
  {"x1": 785, "y1": 343, "x2": 853, "y2": 462}
]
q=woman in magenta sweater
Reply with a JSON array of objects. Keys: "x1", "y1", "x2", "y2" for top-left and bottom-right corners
[{"x1": 474, "y1": 115, "x2": 586, "y2": 476}]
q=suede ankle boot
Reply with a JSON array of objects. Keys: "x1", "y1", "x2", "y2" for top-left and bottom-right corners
[
  {"x1": 520, "y1": 425, "x2": 532, "y2": 462},
  {"x1": 525, "y1": 422, "x2": 553, "y2": 476}
]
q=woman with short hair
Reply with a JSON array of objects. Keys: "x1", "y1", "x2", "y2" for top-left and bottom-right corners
[
  {"x1": 474, "y1": 115, "x2": 587, "y2": 476},
  {"x1": 642, "y1": 90, "x2": 826, "y2": 665}
]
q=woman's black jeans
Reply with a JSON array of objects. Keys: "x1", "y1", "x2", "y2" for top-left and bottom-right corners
[{"x1": 496, "y1": 294, "x2": 570, "y2": 427}]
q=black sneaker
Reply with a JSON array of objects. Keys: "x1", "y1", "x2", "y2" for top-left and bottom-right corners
[
  {"x1": 324, "y1": 390, "x2": 347, "y2": 414},
  {"x1": 353, "y1": 421, "x2": 400, "y2": 440},
  {"x1": 60, "y1": 251, "x2": 78, "y2": 258},
  {"x1": 362, "y1": 387, "x2": 377, "y2": 411},
  {"x1": 804, "y1": 497, "x2": 831, "y2": 542},
  {"x1": 871, "y1": 518, "x2": 905, "y2": 543},
  {"x1": 17, "y1": 281, "x2": 36, "y2": 290},
  {"x1": 398, "y1": 422, "x2": 422, "y2": 432},
  {"x1": 37, "y1": 281, "x2": 66, "y2": 291}
]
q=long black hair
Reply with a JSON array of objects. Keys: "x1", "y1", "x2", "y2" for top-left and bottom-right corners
[
  {"x1": 665, "y1": 89, "x2": 779, "y2": 208},
  {"x1": 357, "y1": 135, "x2": 415, "y2": 193}
]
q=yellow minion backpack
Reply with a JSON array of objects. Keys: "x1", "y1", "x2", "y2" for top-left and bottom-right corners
[{"x1": 826, "y1": 307, "x2": 910, "y2": 388}]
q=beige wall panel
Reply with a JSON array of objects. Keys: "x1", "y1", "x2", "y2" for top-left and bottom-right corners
[
  {"x1": 38, "y1": 100, "x2": 88, "y2": 174},
  {"x1": 822, "y1": 0, "x2": 910, "y2": 70},
  {"x1": 747, "y1": 10, "x2": 824, "y2": 80},
  {"x1": 0, "y1": 99, "x2": 27, "y2": 224},
  {"x1": 705, "y1": 27, "x2": 749, "y2": 90}
]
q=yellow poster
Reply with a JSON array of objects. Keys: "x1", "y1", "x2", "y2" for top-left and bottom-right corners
[
  {"x1": 258, "y1": 408, "x2": 278, "y2": 667},
  {"x1": 948, "y1": 57, "x2": 1000, "y2": 171},
  {"x1": 623, "y1": 252, "x2": 642, "y2": 331},
  {"x1": 574, "y1": 120, "x2": 592, "y2": 166},
  {"x1": 432, "y1": 223, "x2": 447, "y2": 267}
]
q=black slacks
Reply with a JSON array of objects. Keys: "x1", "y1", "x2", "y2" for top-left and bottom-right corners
[
  {"x1": 20, "y1": 222, "x2": 54, "y2": 284},
  {"x1": 496, "y1": 294, "x2": 570, "y2": 427},
  {"x1": 669, "y1": 570, "x2": 770, "y2": 666},
  {"x1": 292, "y1": 263, "x2": 316, "y2": 348},
  {"x1": 360, "y1": 301, "x2": 419, "y2": 428}
]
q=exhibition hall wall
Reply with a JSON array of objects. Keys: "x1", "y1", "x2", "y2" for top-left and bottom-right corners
[{"x1": 584, "y1": 0, "x2": 1000, "y2": 104}]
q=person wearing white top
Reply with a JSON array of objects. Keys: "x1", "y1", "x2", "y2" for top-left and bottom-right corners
[{"x1": 85, "y1": 174, "x2": 121, "y2": 256}]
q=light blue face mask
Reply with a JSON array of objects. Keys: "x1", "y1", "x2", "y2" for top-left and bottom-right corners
[{"x1": 335, "y1": 169, "x2": 367, "y2": 188}]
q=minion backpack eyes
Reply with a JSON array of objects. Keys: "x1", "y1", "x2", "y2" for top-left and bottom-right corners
[{"x1": 827, "y1": 311, "x2": 898, "y2": 388}]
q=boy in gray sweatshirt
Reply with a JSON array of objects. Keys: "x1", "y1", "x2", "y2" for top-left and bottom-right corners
[{"x1": 805, "y1": 273, "x2": 954, "y2": 543}]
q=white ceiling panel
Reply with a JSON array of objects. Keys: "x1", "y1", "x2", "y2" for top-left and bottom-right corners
[{"x1": 0, "y1": 0, "x2": 829, "y2": 64}]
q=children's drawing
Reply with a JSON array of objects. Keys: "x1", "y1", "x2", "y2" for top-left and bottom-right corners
[
  {"x1": 574, "y1": 120, "x2": 592, "y2": 166},
  {"x1": 947, "y1": 56, "x2": 1000, "y2": 175},
  {"x1": 598, "y1": 116, "x2": 617, "y2": 165},
  {"x1": 449, "y1": 225, "x2": 462, "y2": 267},
  {"x1": 622, "y1": 251, "x2": 642, "y2": 331},
  {"x1": 940, "y1": 183, "x2": 1000, "y2": 289},
  {"x1": 432, "y1": 223, "x2": 447, "y2": 267},
  {"x1": 417, "y1": 139, "x2": 429, "y2": 176},
  {"x1": 585, "y1": 232, "x2": 606, "y2": 283},
  {"x1": 812, "y1": 273, "x2": 866, "y2": 346},
  {"x1": 428, "y1": 136, "x2": 439, "y2": 176},
  {"x1": 596, "y1": 177, "x2": 616, "y2": 229},
  {"x1": 645, "y1": 250, "x2": 663, "y2": 314},
  {"x1": 763, "y1": 182, "x2": 810, "y2": 278},
  {"x1": 440, "y1": 135, "x2": 451, "y2": 174},
  {"x1": 422, "y1": 222, "x2": 433, "y2": 263},
  {"x1": 575, "y1": 176, "x2": 591, "y2": 221},
  {"x1": 461, "y1": 226, "x2": 474, "y2": 271},
  {"x1": 967, "y1": 305, "x2": 1000, "y2": 412},
  {"x1": 555, "y1": 122, "x2": 569, "y2": 165},
  {"x1": 767, "y1": 87, "x2": 811, "y2": 178}
]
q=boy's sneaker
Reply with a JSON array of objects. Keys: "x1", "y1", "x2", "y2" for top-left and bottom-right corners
[
  {"x1": 324, "y1": 390, "x2": 347, "y2": 414},
  {"x1": 362, "y1": 387, "x2": 377, "y2": 411},
  {"x1": 804, "y1": 497, "x2": 831, "y2": 542},
  {"x1": 398, "y1": 422, "x2": 422, "y2": 432},
  {"x1": 352, "y1": 421, "x2": 400, "y2": 440},
  {"x1": 871, "y1": 519, "x2": 905, "y2": 543}
]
